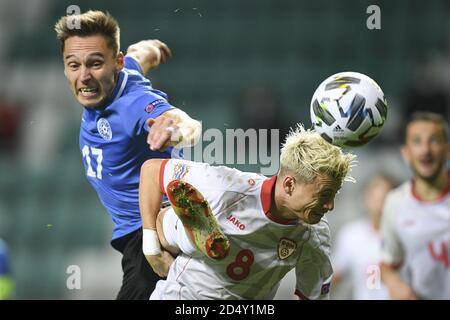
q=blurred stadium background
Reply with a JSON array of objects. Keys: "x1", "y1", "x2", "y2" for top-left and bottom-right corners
[{"x1": 0, "y1": 0, "x2": 449, "y2": 299}]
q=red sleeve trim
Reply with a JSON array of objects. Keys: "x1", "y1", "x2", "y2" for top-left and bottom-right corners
[
  {"x1": 159, "y1": 159, "x2": 169, "y2": 194},
  {"x1": 294, "y1": 289, "x2": 309, "y2": 300}
]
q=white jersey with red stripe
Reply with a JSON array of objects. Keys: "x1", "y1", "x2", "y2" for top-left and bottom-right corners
[
  {"x1": 380, "y1": 177, "x2": 450, "y2": 299},
  {"x1": 152, "y1": 159, "x2": 333, "y2": 300},
  {"x1": 332, "y1": 219, "x2": 390, "y2": 300}
]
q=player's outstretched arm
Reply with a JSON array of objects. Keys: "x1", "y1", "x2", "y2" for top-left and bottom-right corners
[
  {"x1": 126, "y1": 39, "x2": 172, "y2": 75},
  {"x1": 139, "y1": 159, "x2": 174, "y2": 277},
  {"x1": 380, "y1": 262, "x2": 417, "y2": 300},
  {"x1": 147, "y1": 108, "x2": 201, "y2": 151}
]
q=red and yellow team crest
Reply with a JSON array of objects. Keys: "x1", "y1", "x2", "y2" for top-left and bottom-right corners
[{"x1": 277, "y1": 238, "x2": 297, "y2": 260}]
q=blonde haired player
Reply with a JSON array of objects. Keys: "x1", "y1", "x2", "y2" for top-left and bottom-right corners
[
  {"x1": 380, "y1": 112, "x2": 450, "y2": 299},
  {"x1": 139, "y1": 125, "x2": 356, "y2": 299}
]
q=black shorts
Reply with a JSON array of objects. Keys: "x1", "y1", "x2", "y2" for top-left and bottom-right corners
[{"x1": 111, "y1": 228, "x2": 163, "y2": 300}]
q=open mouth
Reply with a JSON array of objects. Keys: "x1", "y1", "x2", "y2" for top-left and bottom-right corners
[
  {"x1": 419, "y1": 158, "x2": 435, "y2": 168},
  {"x1": 308, "y1": 211, "x2": 324, "y2": 221},
  {"x1": 78, "y1": 87, "x2": 99, "y2": 98},
  {"x1": 307, "y1": 214, "x2": 323, "y2": 224}
]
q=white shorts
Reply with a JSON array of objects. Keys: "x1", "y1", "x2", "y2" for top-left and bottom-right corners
[
  {"x1": 150, "y1": 208, "x2": 201, "y2": 300},
  {"x1": 162, "y1": 207, "x2": 199, "y2": 257}
]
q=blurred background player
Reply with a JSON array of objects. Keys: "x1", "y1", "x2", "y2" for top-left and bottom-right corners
[
  {"x1": 380, "y1": 112, "x2": 450, "y2": 299},
  {"x1": 331, "y1": 173, "x2": 396, "y2": 300},
  {"x1": 54, "y1": 10, "x2": 201, "y2": 299},
  {"x1": 139, "y1": 126, "x2": 356, "y2": 299},
  {"x1": 0, "y1": 238, "x2": 14, "y2": 299}
]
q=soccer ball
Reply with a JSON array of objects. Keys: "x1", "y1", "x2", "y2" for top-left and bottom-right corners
[{"x1": 310, "y1": 71, "x2": 387, "y2": 147}]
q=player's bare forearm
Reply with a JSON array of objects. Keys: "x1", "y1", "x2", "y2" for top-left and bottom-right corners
[
  {"x1": 147, "y1": 108, "x2": 201, "y2": 151},
  {"x1": 126, "y1": 39, "x2": 172, "y2": 75},
  {"x1": 139, "y1": 159, "x2": 175, "y2": 276},
  {"x1": 139, "y1": 159, "x2": 165, "y2": 230},
  {"x1": 380, "y1": 262, "x2": 417, "y2": 300}
]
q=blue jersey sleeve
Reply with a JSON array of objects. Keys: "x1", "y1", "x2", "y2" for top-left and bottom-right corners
[
  {"x1": 124, "y1": 55, "x2": 144, "y2": 74},
  {"x1": 122, "y1": 92, "x2": 173, "y2": 138},
  {"x1": 0, "y1": 241, "x2": 9, "y2": 275}
]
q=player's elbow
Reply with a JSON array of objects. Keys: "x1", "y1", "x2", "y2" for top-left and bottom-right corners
[
  {"x1": 379, "y1": 261, "x2": 400, "y2": 282},
  {"x1": 379, "y1": 262, "x2": 388, "y2": 282}
]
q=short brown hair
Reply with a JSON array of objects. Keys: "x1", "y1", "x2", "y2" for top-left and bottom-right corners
[
  {"x1": 54, "y1": 10, "x2": 120, "y2": 56},
  {"x1": 404, "y1": 111, "x2": 449, "y2": 142}
]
